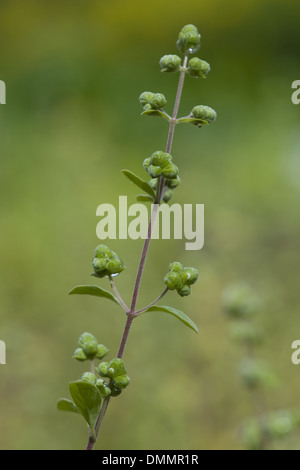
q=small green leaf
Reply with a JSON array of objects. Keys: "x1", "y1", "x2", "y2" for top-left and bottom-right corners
[
  {"x1": 121, "y1": 170, "x2": 156, "y2": 199},
  {"x1": 57, "y1": 398, "x2": 79, "y2": 414},
  {"x1": 69, "y1": 285, "x2": 121, "y2": 307},
  {"x1": 145, "y1": 305, "x2": 199, "y2": 333},
  {"x1": 136, "y1": 194, "x2": 154, "y2": 202},
  {"x1": 141, "y1": 109, "x2": 171, "y2": 122},
  {"x1": 69, "y1": 380, "x2": 102, "y2": 439},
  {"x1": 176, "y1": 117, "x2": 208, "y2": 126}
]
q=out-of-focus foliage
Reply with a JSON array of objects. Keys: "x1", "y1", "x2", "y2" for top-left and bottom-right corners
[{"x1": 0, "y1": 0, "x2": 299, "y2": 449}]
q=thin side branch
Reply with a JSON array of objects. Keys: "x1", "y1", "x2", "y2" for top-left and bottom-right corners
[
  {"x1": 109, "y1": 277, "x2": 130, "y2": 313},
  {"x1": 133, "y1": 288, "x2": 169, "y2": 316}
]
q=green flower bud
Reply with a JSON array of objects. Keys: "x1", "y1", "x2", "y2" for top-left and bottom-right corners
[
  {"x1": 178, "y1": 285, "x2": 192, "y2": 297},
  {"x1": 143, "y1": 151, "x2": 179, "y2": 179},
  {"x1": 109, "y1": 384, "x2": 123, "y2": 397},
  {"x1": 149, "y1": 176, "x2": 181, "y2": 190},
  {"x1": 223, "y1": 283, "x2": 261, "y2": 319},
  {"x1": 96, "y1": 379, "x2": 111, "y2": 398},
  {"x1": 98, "y1": 361, "x2": 109, "y2": 377},
  {"x1": 92, "y1": 244, "x2": 125, "y2": 278},
  {"x1": 78, "y1": 332, "x2": 98, "y2": 359},
  {"x1": 81, "y1": 372, "x2": 97, "y2": 385},
  {"x1": 139, "y1": 91, "x2": 155, "y2": 106},
  {"x1": 169, "y1": 261, "x2": 184, "y2": 273},
  {"x1": 97, "y1": 358, "x2": 130, "y2": 396},
  {"x1": 176, "y1": 24, "x2": 201, "y2": 54},
  {"x1": 164, "y1": 262, "x2": 199, "y2": 297},
  {"x1": 72, "y1": 347, "x2": 88, "y2": 362},
  {"x1": 166, "y1": 176, "x2": 181, "y2": 189},
  {"x1": 96, "y1": 344, "x2": 109, "y2": 360},
  {"x1": 191, "y1": 105, "x2": 217, "y2": 124},
  {"x1": 188, "y1": 57, "x2": 210, "y2": 78},
  {"x1": 159, "y1": 54, "x2": 182, "y2": 73},
  {"x1": 79, "y1": 332, "x2": 97, "y2": 346},
  {"x1": 114, "y1": 374, "x2": 130, "y2": 389},
  {"x1": 162, "y1": 188, "x2": 173, "y2": 203},
  {"x1": 139, "y1": 91, "x2": 167, "y2": 111},
  {"x1": 164, "y1": 270, "x2": 182, "y2": 290},
  {"x1": 83, "y1": 341, "x2": 98, "y2": 358},
  {"x1": 149, "y1": 93, "x2": 167, "y2": 110},
  {"x1": 107, "y1": 358, "x2": 127, "y2": 378}
]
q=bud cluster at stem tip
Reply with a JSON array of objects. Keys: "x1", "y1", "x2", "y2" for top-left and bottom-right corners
[
  {"x1": 92, "y1": 244, "x2": 125, "y2": 278},
  {"x1": 164, "y1": 262, "x2": 199, "y2": 297},
  {"x1": 143, "y1": 150, "x2": 179, "y2": 179},
  {"x1": 73, "y1": 332, "x2": 109, "y2": 362},
  {"x1": 176, "y1": 24, "x2": 201, "y2": 54},
  {"x1": 97, "y1": 358, "x2": 130, "y2": 397}
]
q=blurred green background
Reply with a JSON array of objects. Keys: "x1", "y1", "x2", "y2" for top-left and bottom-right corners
[{"x1": 0, "y1": 0, "x2": 300, "y2": 450}]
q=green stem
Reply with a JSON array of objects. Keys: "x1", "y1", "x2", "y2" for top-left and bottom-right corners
[
  {"x1": 86, "y1": 396, "x2": 110, "y2": 451},
  {"x1": 85, "y1": 52, "x2": 189, "y2": 451},
  {"x1": 110, "y1": 277, "x2": 130, "y2": 313},
  {"x1": 133, "y1": 288, "x2": 169, "y2": 316}
]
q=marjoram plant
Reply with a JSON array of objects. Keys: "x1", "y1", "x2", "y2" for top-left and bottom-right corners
[
  {"x1": 58, "y1": 25, "x2": 217, "y2": 450},
  {"x1": 223, "y1": 283, "x2": 300, "y2": 450}
]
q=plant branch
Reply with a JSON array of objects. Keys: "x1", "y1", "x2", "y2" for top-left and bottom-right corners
[
  {"x1": 86, "y1": 52, "x2": 189, "y2": 451},
  {"x1": 129, "y1": 201, "x2": 159, "y2": 313},
  {"x1": 133, "y1": 287, "x2": 169, "y2": 316},
  {"x1": 109, "y1": 277, "x2": 130, "y2": 313},
  {"x1": 157, "y1": 53, "x2": 189, "y2": 203},
  {"x1": 86, "y1": 396, "x2": 111, "y2": 451}
]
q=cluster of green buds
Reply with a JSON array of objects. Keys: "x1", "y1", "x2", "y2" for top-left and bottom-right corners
[
  {"x1": 187, "y1": 57, "x2": 210, "y2": 78},
  {"x1": 149, "y1": 175, "x2": 181, "y2": 203},
  {"x1": 97, "y1": 358, "x2": 130, "y2": 397},
  {"x1": 159, "y1": 54, "x2": 210, "y2": 79},
  {"x1": 139, "y1": 91, "x2": 168, "y2": 118},
  {"x1": 177, "y1": 105, "x2": 217, "y2": 128},
  {"x1": 73, "y1": 332, "x2": 109, "y2": 362},
  {"x1": 79, "y1": 371, "x2": 113, "y2": 399},
  {"x1": 140, "y1": 25, "x2": 217, "y2": 131},
  {"x1": 176, "y1": 24, "x2": 201, "y2": 54},
  {"x1": 159, "y1": 54, "x2": 182, "y2": 73},
  {"x1": 92, "y1": 244, "x2": 125, "y2": 278},
  {"x1": 58, "y1": 333, "x2": 130, "y2": 440},
  {"x1": 164, "y1": 262, "x2": 199, "y2": 297},
  {"x1": 78, "y1": 358, "x2": 130, "y2": 400},
  {"x1": 143, "y1": 151, "x2": 179, "y2": 180}
]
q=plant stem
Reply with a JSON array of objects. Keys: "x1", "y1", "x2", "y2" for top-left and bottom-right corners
[
  {"x1": 117, "y1": 313, "x2": 135, "y2": 358},
  {"x1": 157, "y1": 53, "x2": 188, "y2": 203},
  {"x1": 86, "y1": 396, "x2": 111, "y2": 451},
  {"x1": 134, "y1": 288, "x2": 169, "y2": 316},
  {"x1": 110, "y1": 277, "x2": 130, "y2": 313},
  {"x1": 167, "y1": 54, "x2": 189, "y2": 153},
  {"x1": 86, "y1": 53, "x2": 189, "y2": 450},
  {"x1": 130, "y1": 202, "x2": 159, "y2": 313}
]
